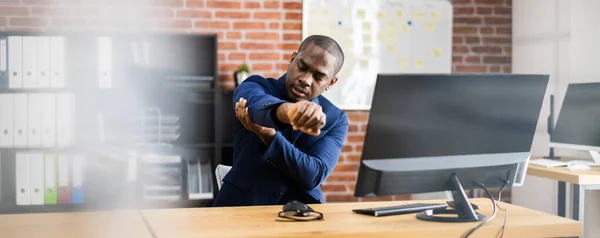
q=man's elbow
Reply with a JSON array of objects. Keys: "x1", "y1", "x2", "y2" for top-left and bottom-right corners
[{"x1": 302, "y1": 165, "x2": 331, "y2": 190}]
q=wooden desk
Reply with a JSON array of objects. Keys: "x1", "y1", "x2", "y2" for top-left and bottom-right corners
[
  {"x1": 142, "y1": 198, "x2": 581, "y2": 238},
  {"x1": 0, "y1": 210, "x2": 153, "y2": 238}
]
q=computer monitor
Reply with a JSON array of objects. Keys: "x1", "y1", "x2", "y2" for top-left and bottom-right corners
[
  {"x1": 549, "y1": 83, "x2": 600, "y2": 163},
  {"x1": 354, "y1": 74, "x2": 549, "y2": 222}
]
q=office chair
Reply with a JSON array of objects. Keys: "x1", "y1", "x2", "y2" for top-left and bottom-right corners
[{"x1": 215, "y1": 164, "x2": 232, "y2": 190}]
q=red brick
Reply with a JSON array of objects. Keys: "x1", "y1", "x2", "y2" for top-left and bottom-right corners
[
  {"x1": 454, "y1": 0, "x2": 473, "y2": 3},
  {"x1": 347, "y1": 135, "x2": 365, "y2": 142},
  {"x1": 254, "y1": 12, "x2": 281, "y2": 20},
  {"x1": 0, "y1": 6, "x2": 29, "y2": 16},
  {"x1": 466, "y1": 36, "x2": 480, "y2": 44},
  {"x1": 195, "y1": 21, "x2": 229, "y2": 29},
  {"x1": 342, "y1": 145, "x2": 353, "y2": 152},
  {"x1": 476, "y1": 7, "x2": 493, "y2": 15},
  {"x1": 186, "y1": 0, "x2": 204, "y2": 7},
  {"x1": 453, "y1": 36, "x2": 464, "y2": 44},
  {"x1": 454, "y1": 17, "x2": 482, "y2": 25},
  {"x1": 283, "y1": 33, "x2": 301, "y2": 41},
  {"x1": 269, "y1": 22, "x2": 280, "y2": 29},
  {"x1": 233, "y1": 22, "x2": 265, "y2": 29},
  {"x1": 226, "y1": 31, "x2": 241, "y2": 39},
  {"x1": 495, "y1": 7, "x2": 511, "y2": 15},
  {"x1": 333, "y1": 164, "x2": 359, "y2": 173},
  {"x1": 264, "y1": 72, "x2": 281, "y2": 79},
  {"x1": 277, "y1": 63, "x2": 289, "y2": 71},
  {"x1": 264, "y1": 1, "x2": 280, "y2": 8},
  {"x1": 455, "y1": 65, "x2": 487, "y2": 73},
  {"x1": 489, "y1": 66, "x2": 502, "y2": 72},
  {"x1": 483, "y1": 56, "x2": 510, "y2": 64},
  {"x1": 31, "y1": 7, "x2": 72, "y2": 16},
  {"x1": 249, "y1": 53, "x2": 279, "y2": 60},
  {"x1": 252, "y1": 63, "x2": 273, "y2": 71},
  {"x1": 480, "y1": 27, "x2": 494, "y2": 34},
  {"x1": 326, "y1": 173, "x2": 358, "y2": 182},
  {"x1": 281, "y1": 43, "x2": 299, "y2": 50},
  {"x1": 283, "y1": 2, "x2": 302, "y2": 10},
  {"x1": 475, "y1": 0, "x2": 504, "y2": 4},
  {"x1": 348, "y1": 112, "x2": 368, "y2": 122},
  {"x1": 322, "y1": 184, "x2": 347, "y2": 192},
  {"x1": 505, "y1": 0, "x2": 512, "y2": 6},
  {"x1": 465, "y1": 56, "x2": 481, "y2": 63},
  {"x1": 216, "y1": 11, "x2": 250, "y2": 19},
  {"x1": 228, "y1": 53, "x2": 246, "y2": 61},
  {"x1": 177, "y1": 10, "x2": 212, "y2": 18},
  {"x1": 206, "y1": 1, "x2": 241, "y2": 9},
  {"x1": 454, "y1": 7, "x2": 475, "y2": 15},
  {"x1": 503, "y1": 65, "x2": 511, "y2": 72},
  {"x1": 246, "y1": 32, "x2": 280, "y2": 41},
  {"x1": 244, "y1": 1, "x2": 260, "y2": 8},
  {"x1": 355, "y1": 144, "x2": 363, "y2": 152},
  {"x1": 218, "y1": 42, "x2": 237, "y2": 50},
  {"x1": 285, "y1": 12, "x2": 302, "y2": 20},
  {"x1": 219, "y1": 63, "x2": 240, "y2": 71},
  {"x1": 241, "y1": 42, "x2": 275, "y2": 50},
  {"x1": 325, "y1": 194, "x2": 358, "y2": 202},
  {"x1": 497, "y1": 27, "x2": 511, "y2": 35},
  {"x1": 345, "y1": 155, "x2": 361, "y2": 162},
  {"x1": 482, "y1": 36, "x2": 510, "y2": 44},
  {"x1": 218, "y1": 53, "x2": 225, "y2": 61},
  {"x1": 348, "y1": 124, "x2": 359, "y2": 132},
  {"x1": 0, "y1": 17, "x2": 6, "y2": 26},
  {"x1": 283, "y1": 22, "x2": 301, "y2": 30},
  {"x1": 453, "y1": 26, "x2": 477, "y2": 34},
  {"x1": 452, "y1": 45, "x2": 469, "y2": 54},
  {"x1": 9, "y1": 17, "x2": 49, "y2": 27},
  {"x1": 485, "y1": 17, "x2": 511, "y2": 25},
  {"x1": 453, "y1": 56, "x2": 463, "y2": 64},
  {"x1": 503, "y1": 46, "x2": 511, "y2": 54},
  {"x1": 471, "y1": 46, "x2": 502, "y2": 54}
]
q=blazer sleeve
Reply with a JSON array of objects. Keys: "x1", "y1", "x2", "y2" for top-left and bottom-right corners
[
  {"x1": 232, "y1": 76, "x2": 288, "y2": 130},
  {"x1": 264, "y1": 111, "x2": 349, "y2": 190}
]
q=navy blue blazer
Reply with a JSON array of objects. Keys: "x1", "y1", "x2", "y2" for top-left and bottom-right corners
[{"x1": 213, "y1": 74, "x2": 349, "y2": 206}]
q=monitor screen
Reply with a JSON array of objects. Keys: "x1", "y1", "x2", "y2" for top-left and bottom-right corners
[
  {"x1": 551, "y1": 83, "x2": 600, "y2": 148},
  {"x1": 361, "y1": 74, "x2": 549, "y2": 161}
]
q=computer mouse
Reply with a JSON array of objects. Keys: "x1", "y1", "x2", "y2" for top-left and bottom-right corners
[{"x1": 568, "y1": 164, "x2": 591, "y2": 171}]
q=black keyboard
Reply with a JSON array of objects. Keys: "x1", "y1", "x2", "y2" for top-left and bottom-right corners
[{"x1": 352, "y1": 203, "x2": 448, "y2": 217}]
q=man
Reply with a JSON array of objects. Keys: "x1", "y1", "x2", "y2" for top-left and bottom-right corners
[{"x1": 213, "y1": 35, "x2": 349, "y2": 206}]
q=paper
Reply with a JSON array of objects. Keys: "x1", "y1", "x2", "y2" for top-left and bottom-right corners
[
  {"x1": 363, "y1": 46, "x2": 372, "y2": 55},
  {"x1": 414, "y1": 10, "x2": 426, "y2": 21},
  {"x1": 386, "y1": 45, "x2": 395, "y2": 54},
  {"x1": 388, "y1": 21, "x2": 397, "y2": 29},
  {"x1": 398, "y1": 57, "x2": 408, "y2": 69},
  {"x1": 426, "y1": 21, "x2": 436, "y2": 32},
  {"x1": 432, "y1": 48, "x2": 442, "y2": 58},
  {"x1": 431, "y1": 10, "x2": 441, "y2": 21},
  {"x1": 363, "y1": 34, "x2": 372, "y2": 43},
  {"x1": 400, "y1": 22, "x2": 410, "y2": 34},
  {"x1": 377, "y1": 11, "x2": 386, "y2": 20},
  {"x1": 377, "y1": 31, "x2": 385, "y2": 40},
  {"x1": 396, "y1": 8, "x2": 405, "y2": 18},
  {"x1": 346, "y1": 52, "x2": 355, "y2": 62},
  {"x1": 343, "y1": 40, "x2": 353, "y2": 48},
  {"x1": 343, "y1": 7, "x2": 351, "y2": 17},
  {"x1": 362, "y1": 22, "x2": 371, "y2": 31},
  {"x1": 359, "y1": 60, "x2": 369, "y2": 69},
  {"x1": 415, "y1": 58, "x2": 425, "y2": 69},
  {"x1": 357, "y1": 9, "x2": 366, "y2": 20},
  {"x1": 344, "y1": 27, "x2": 353, "y2": 35}
]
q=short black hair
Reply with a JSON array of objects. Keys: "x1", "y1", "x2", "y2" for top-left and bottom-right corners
[{"x1": 298, "y1": 35, "x2": 345, "y2": 76}]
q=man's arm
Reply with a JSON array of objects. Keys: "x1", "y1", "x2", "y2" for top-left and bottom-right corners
[
  {"x1": 233, "y1": 76, "x2": 289, "y2": 130},
  {"x1": 264, "y1": 112, "x2": 349, "y2": 190}
]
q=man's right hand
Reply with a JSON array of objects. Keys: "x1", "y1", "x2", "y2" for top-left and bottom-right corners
[{"x1": 277, "y1": 101, "x2": 326, "y2": 136}]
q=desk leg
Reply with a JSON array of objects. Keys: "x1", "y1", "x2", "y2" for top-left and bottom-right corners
[
  {"x1": 558, "y1": 181, "x2": 566, "y2": 217},
  {"x1": 572, "y1": 184, "x2": 585, "y2": 237}
]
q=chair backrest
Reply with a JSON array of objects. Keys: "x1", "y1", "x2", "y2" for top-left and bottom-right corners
[{"x1": 215, "y1": 164, "x2": 232, "y2": 190}]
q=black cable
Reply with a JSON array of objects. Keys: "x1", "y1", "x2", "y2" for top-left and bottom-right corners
[
  {"x1": 463, "y1": 182, "x2": 497, "y2": 238},
  {"x1": 138, "y1": 209, "x2": 158, "y2": 238}
]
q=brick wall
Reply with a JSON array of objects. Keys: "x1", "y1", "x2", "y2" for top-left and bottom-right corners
[{"x1": 1, "y1": 0, "x2": 512, "y2": 203}]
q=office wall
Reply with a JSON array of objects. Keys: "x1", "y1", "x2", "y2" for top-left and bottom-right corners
[{"x1": 0, "y1": 0, "x2": 512, "y2": 202}]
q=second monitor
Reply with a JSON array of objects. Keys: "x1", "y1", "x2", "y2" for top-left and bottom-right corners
[{"x1": 354, "y1": 74, "x2": 549, "y2": 222}]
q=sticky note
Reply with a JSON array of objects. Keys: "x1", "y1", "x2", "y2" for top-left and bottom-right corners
[
  {"x1": 388, "y1": 21, "x2": 397, "y2": 29},
  {"x1": 343, "y1": 40, "x2": 353, "y2": 48},
  {"x1": 343, "y1": 7, "x2": 351, "y2": 17},
  {"x1": 414, "y1": 10, "x2": 426, "y2": 21},
  {"x1": 398, "y1": 57, "x2": 408, "y2": 69},
  {"x1": 357, "y1": 9, "x2": 366, "y2": 20},
  {"x1": 396, "y1": 8, "x2": 405, "y2": 18},
  {"x1": 359, "y1": 60, "x2": 369, "y2": 69},
  {"x1": 363, "y1": 34, "x2": 372, "y2": 43},
  {"x1": 400, "y1": 22, "x2": 410, "y2": 34},
  {"x1": 431, "y1": 10, "x2": 441, "y2": 21},
  {"x1": 309, "y1": 9, "x2": 317, "y2": 16},
  {"x1": 377, "y1": 31, "x2": 384, "y2": 40},
  {"x1": 432, "y1": 48, "x2": 442, "y2": 58},
  {"x1": 415, "y1": 58, "x2": 425, "y2": 69},
  {"x1": 363, "y1": 46, "x2": 372, "y2": 55},
  {"x1": 344, "y1": 27, "x2": 353, "y2": 35},
  {"x1": 363, "y1": 22, "x2": 371, "y2": 31},
  {"x1": 426, "y1": 21, "x2": 436, "y2": 32},
  {"x1": 347, "y1": 52, "x2": 355, "y2": 62},
  {"x1": 377, "y1": 11, "x2": 386, "y2": 20},
  {"x1": 386, "y1": 44, "x2": 395, "y2": 53}
]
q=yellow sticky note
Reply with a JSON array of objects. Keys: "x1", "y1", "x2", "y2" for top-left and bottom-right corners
[
  {"x1": 388, "y1": 21, "x2": 397, "y2": 29},
  {"x1": 415, "y1": 58, "x2": 425, "y2": 69},
  {"x1": 343, "y1": 7, "x2": 351, "y2": 17},
  {"x1": 431, "y1": 10, "x2": 441, "y2": 21},
  {"x1": 347, "y1": 52, "x2": 355, "y2": 62},
  {"x1": 344, "y1": 27, "x2": 353, "y2": 35},
  {"x1": 359, "y1": 60, "x2": 369, "y2": 69},
  {"x1": 363, "y1": 34, "x2": 372, "y2": 43},
  {"x1": 309, "y1": 9, "x2": 317, "y2": 16},
  {"x1": 363, "y1": 22, "x2": 371, "y2": 31},
  {"x1": 386, "y1": 45, "x2": 395, "y2": 53},
  {"x1": 398, "y1": 57, "x2": 408, "y2": 69},
  {"x1": 432, "y1": 48, "x2": 442, "y2": 58},
  {"x1": 396, "y1": 8, "x2": 405, "y2": 18},
  {"x1": 400, "y1": 22, "x2": 410, "y2": 34},
  {"x1": 363, "y1": 46, "x2": 372, "y2": 55},
  {"x1": 343, "y1": 40, "x2": 353, "y2": 48},
  {"x1": 377, "y1": 31, "x2": 384, "y2": 40},
  {"x1": 426, "y1": 21, "x2": 436, "y2": 32},
  {"x1": 377, "y1": 11, "x2": 386, "y2": 20},
  {"x1": 357, "y1": 9, "x2": 366, "y2": 20},
  {"x1": 414, "y1": 10, "x2": 426, "y2": 21}
]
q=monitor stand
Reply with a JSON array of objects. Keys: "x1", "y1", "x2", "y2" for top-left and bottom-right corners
[
  {"x1": 590, "y1": 151, "x2": 600, "y2": 164},
  {"x1": 416, "y1": 174, "x2": 486, "y2": 222}
]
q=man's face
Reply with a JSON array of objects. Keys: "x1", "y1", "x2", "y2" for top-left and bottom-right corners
[{"x1": 285, "y1": 43, "x2": 339, "y2": 102}]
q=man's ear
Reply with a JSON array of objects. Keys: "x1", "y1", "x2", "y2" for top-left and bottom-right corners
[
  {"x1": 328, "y1": 76, "x2": 339, "y2": 88},
  {"x1": 289, "y1": 52, "x2": 297, "y2": 65}
]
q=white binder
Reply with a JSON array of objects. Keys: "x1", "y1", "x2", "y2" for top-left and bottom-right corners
[
  {"x1": 13, "y1": 93, "x2": 27, "y2": 147},
  {"x1": 97, "y1": 37, "x2": 112, "y2": 88},
  {"x1": 36, "y1": 37, "x2": 50, "y2": 88},
  {"x1": 50, "y1": 36, "x2": 65, "y2": 88},
  {"x1": 41, "y1": 93, "x2": 56, "y2": 148},
  {"x1": 27, "y1": 93, "x2": 42, "y2": 147},
  {"x1": 8, "y1": 36, "x2": 22, "y2": 88},
  {"x1": 21, "y1": 36, "x2": 37, "y2": 88},
  {"x1": 0, "y1": 94, "x2": 14, "y2": 147},
  {"x1": 16, "y1": 152, "x2": 30, "y2": 205},
  {"x1": 56, "y1": 93, "x2": 74, "y2": 147},
  {"x1": 29, "y1": 152, "x2": 44, "y2": 205}
]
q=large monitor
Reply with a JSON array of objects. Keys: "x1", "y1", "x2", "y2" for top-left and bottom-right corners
[
  {"x1": 549, "y1": 83, "x2": 600, "y2": 163},
  {"x1": 354, "y1": 74, "x2": 549, "y2": 222}
]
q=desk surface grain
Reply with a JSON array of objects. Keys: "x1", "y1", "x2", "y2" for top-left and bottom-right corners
[
  {"x1": 0, "y1": 210, "x2": 153, "y2": 238},
  {"x1": 528, "y1": 158, "x2": 600, "y2": 185},
  {"x1": 142, "y1": 198, "x2": 581, "y2": 238}
]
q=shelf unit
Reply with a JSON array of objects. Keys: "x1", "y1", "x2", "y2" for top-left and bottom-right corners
[{"x1": 0, "y1": 31, "x2": 234, "y2": 214}]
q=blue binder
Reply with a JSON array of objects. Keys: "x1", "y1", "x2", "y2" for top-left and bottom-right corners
[{"x1": 71, "y1": 155, "x2": 85, "y2": 204}]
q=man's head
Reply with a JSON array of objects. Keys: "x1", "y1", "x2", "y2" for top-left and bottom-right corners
[{"x1": 285, "y1": 35, "x2": 344, "y2": 102}]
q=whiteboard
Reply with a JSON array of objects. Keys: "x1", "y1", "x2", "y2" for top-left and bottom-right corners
[{"x1": 302, "y1": 0, "x2": 453, "y2": 110}]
